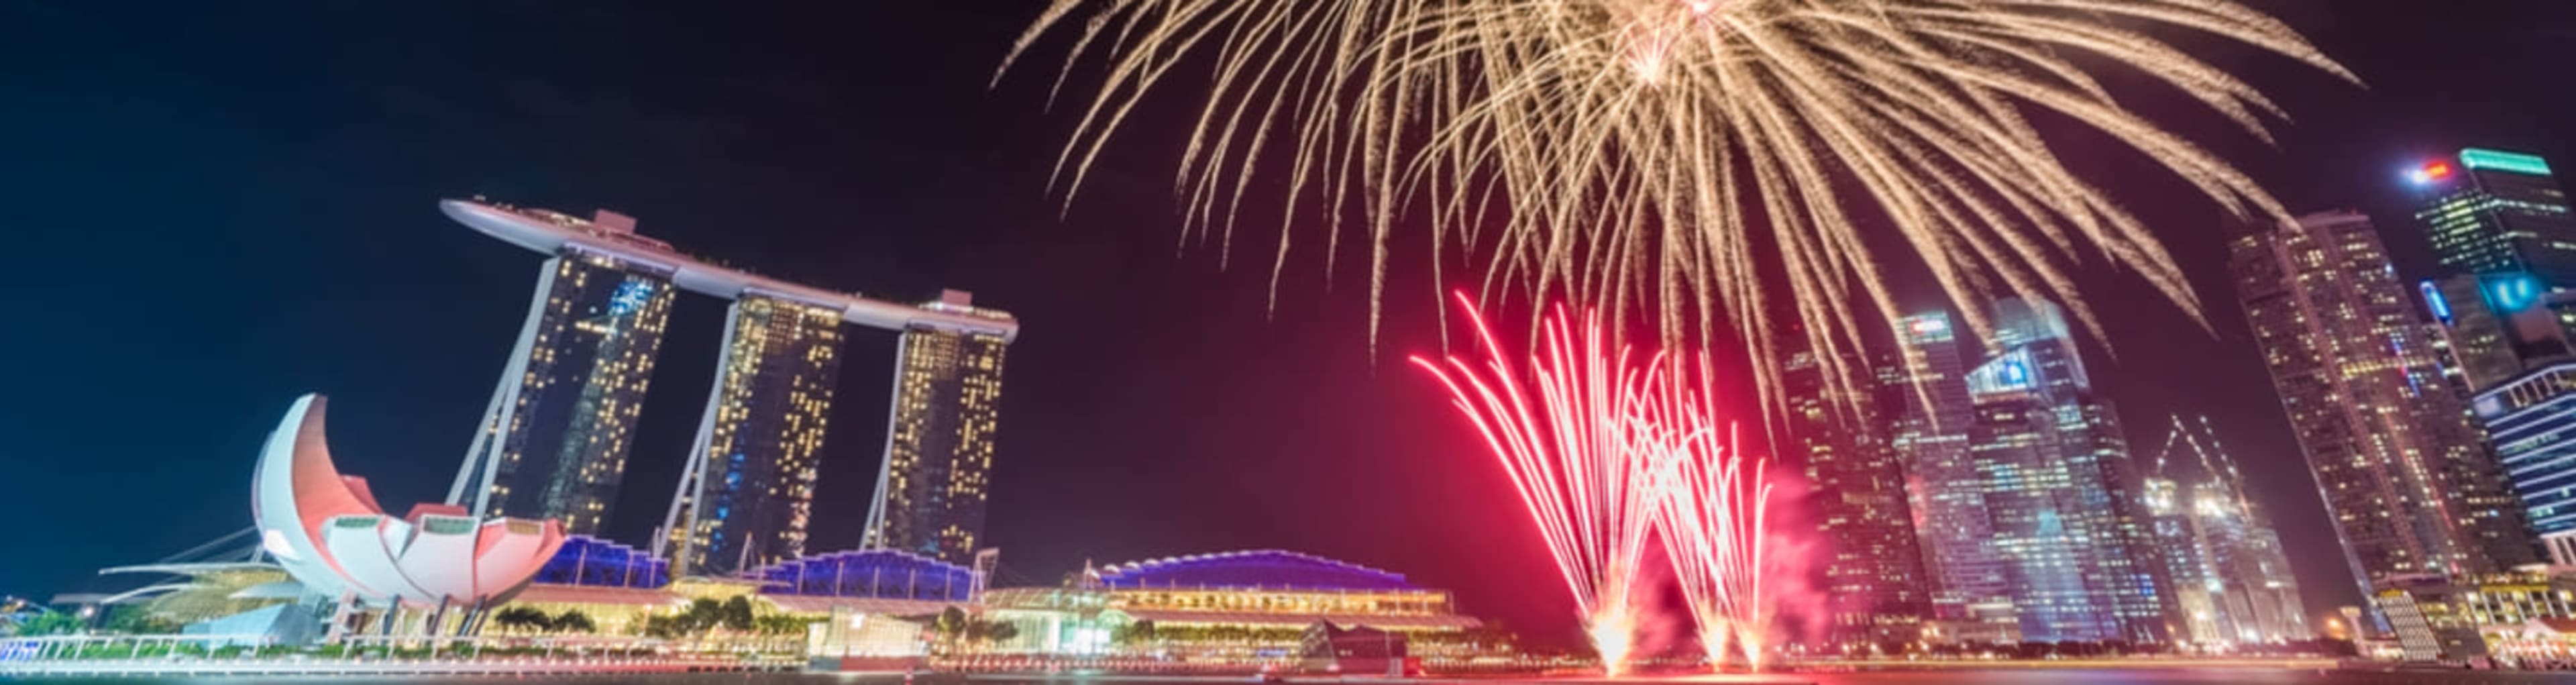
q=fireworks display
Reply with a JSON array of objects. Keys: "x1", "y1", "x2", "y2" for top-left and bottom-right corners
[
  {"x1": 1004, "y1": 0, "x2": 2348, "y2": 405},
  {"x1": 1409, "y1": 293, "x2": 1669, "y2": 673},
  {"x1": 1644, "y1": 378, "x2": 1776, "y2": 671},
  {"x1": 1413, "y1": 294, "x2": 1780, "y2": 672}
]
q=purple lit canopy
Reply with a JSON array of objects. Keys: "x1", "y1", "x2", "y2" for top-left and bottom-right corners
[{"x1": 1094, "y1": 550, "x2": 1417, "y2": 591}]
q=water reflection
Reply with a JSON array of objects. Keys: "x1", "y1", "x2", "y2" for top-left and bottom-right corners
[{"x1": 27, "y1": 671, "x2": 2576, "y2": 685}]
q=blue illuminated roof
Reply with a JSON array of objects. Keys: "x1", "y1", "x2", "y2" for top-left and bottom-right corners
[
  {"x1": 1095, "y1": 550, "x2": 1419, "y2": 592},
  {"x1": 757, "y1": 549, "x2": 974, "y2": 602},
  {"x1": 537, "y1": 535, "x2": 670, "y2": 589}
]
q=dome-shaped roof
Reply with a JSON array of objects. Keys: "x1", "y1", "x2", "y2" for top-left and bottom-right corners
[{"x1": 1095, "y1": 549, "x2": 1416, "y2": 591}]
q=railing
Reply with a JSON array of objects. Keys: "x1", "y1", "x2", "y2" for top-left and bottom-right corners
[{"x1": 0, "y1": 633, "x2": 803, "y2": 677}]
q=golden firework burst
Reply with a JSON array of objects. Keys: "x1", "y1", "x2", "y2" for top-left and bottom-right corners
[{"x1": 1002, "y1": 0, "x2": 2349, "y2": 405}]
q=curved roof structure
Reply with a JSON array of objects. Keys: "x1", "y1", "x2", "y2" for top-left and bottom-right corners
[
  {"x1": 757, "y1": 549, "x2": 974, "y2": 602},
  {"x1": 441, "y1": 199, "x2": 1018, "y2": 341},
  {"x1": 1094, "y1": 550, "x2": 1418, "y2": 592},
  {"x1": 535, "y1": 535, "x2": 669, "y2": 590},
  {"x1": 251, "y1": 394, "x2": 565, "y2": 607}
]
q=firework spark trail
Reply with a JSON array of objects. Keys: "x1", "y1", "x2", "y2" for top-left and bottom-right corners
[
  {"x1": 1646, "y1": 367, "x2": 1776, "y2": 671},
  {"x1": 1004, "y1": 0, "x2": 2351, "y2": 409},
  {"x1": 1409, "y1": 293, "x2": 1670, "y2": 674}
]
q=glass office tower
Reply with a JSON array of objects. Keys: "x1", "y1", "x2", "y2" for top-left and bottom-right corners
[
  {"x1": 1884, "y1": 312, "x2": 2011, "y2": 625},
  {"x1": 1784, "y1": 346, "x2": 1928, "y2": 647},
  {"x1": 1962, "y1": 299, "x2": 2173, "y2": 644}
]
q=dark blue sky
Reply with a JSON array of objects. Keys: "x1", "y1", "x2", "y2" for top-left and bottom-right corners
[{"x1": 1, "y1": 1, "x2": 2571, "y2": 647}]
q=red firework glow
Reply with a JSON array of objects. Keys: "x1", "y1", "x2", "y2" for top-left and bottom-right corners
[
  {"x1": 1409, "y1": 295, "x2": 1666, "y2": 675},
  {"x1": 1644, "y1": 364, "x2": 1776, "y2": 671},
  {"x1": 1412, "y1": 294, "x2": 1780, "y2": 674}
]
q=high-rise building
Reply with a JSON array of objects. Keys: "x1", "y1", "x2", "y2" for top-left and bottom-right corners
[
  {"x1": 1884, "y1": 312, "x2": 2012, "y2": 626},
  {"x1": 1782, "y1": 345, "x2": 1927, "y2": 648},
  {"x1": 1961, "y1": 299, "x2": 2174, "y2": 644},
  {"x1": 2227, "y1": 211, "x2": 2536, "y2": 596},
  {"x1": 441, "y1": 199, "x2": 1023, "y2": 577},
  {"x1": 2414, "y1": 149, "x2": 2576, "y2": 394},
  {"x1": 2472, "y1": 364, "x2": 2576, "y2": 565},
  {"x1": 2141, "y1": 474, "x2": 2221, "y2": 643},
  {"x1": 865, "y1": 291, "x2": 1014, "y2": 564},
  {"x1": 669, "y1": 293, "x2": 848, "y2": 576},
  {"x1": 2418, "y1": 273, "x2": 2567, "y2": 393},
  {"x1": 2412, "y1": 148, "x2": 2576, "y2": 283},
  {"x1": 2144, "y1": 416, "x2": 2310, "y2": 645},
  {"x1": 452, "y1": 211, "x2": 678, "y2": 535}
]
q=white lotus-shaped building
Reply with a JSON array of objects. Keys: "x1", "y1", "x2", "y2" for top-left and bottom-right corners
[{"x1": 252, "y1": 394, "x2": 565, "y2": 609}]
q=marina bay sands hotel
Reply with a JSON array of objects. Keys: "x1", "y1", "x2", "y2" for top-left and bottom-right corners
[{"x1": 435, "y1": 199, "x2": 1018, "y2": 576}]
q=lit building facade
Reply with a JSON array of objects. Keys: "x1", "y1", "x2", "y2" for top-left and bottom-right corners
[
  {"x1": 2371, "y1": 570, "x2": 2576, "y2": 662},
  {"x1": 977, "y1": 550, "x2": 1488, "y2": 660},
  {"x1": 453, "y1": 213, "x2": 678, "y2": 535},
  {"x1": 1782, "y1": 346, "x2": 1928, "y2": 647},
  {"x1": 2142, "y1": 475, "x2": 2221, "y2": 643},
  {"x1": 2415, "y1": 149, "x2": 2576, "y2": 394},
  {"x1": 2227, "y1": 211, "x2": 2537, "y2": 596},
  {"x1": 669, "y1": 294, "x2": 848, "y2": 576},
  {"x1": 2144, "y1": 416, "x2": 2310, "y2": 645},
  {"x1": 1962, "y1": 299, "x2": 2173, "y2": 644},
  {"x1": 2473, "y1": 363, "x2": 2576, "y2": 564},
  {"x1": 1884, "y1": 311, "x2": 2010, "y2": 625},
  {"x1": 866, "y1": 291, "x2": 1014, "y2": 564},
  {"x1": 440, "y1": 200, "x2": 1020, "y2": 578},
  {"x1": 2414, "y1": 148, "x2": 2576, "y2": 284}
]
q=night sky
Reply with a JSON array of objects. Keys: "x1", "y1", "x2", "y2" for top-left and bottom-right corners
[{"x1": 3, "y1": 1, "x2": 2573, "y2": 649}]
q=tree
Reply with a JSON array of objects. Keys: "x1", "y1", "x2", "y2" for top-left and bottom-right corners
[
  {"x1": 965, "y1": 619, "x2": 1018, "y2": 644},
  {"x1": 13, "y1": 611, "x2": 86, "y2": 637},
  {"x1": 757, "y1": 615, "x2": 816, "y2": 636},
  {"x1": 1113, "y1": 619, "x2": 1157, "y2": 647},
  {"x1": 934, "y1": 606, "x2": 969, "y2": 642},
  {"x1": 492, "y1": 607, "x2": 551, "y2": 633},
  {"x1": 103, "y1": 606, "x2": 180, "y2": 635},
  {"x1": 719, "y1": 596, "x2": 756, "y2": 632},
  {"x1": 549, "y1": 610, "x2": 596, "y2": 634}
]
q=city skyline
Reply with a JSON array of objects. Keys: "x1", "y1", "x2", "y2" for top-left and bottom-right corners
[{"x1": 7, "y1": 1, "x2": 2576, "y2": 650}]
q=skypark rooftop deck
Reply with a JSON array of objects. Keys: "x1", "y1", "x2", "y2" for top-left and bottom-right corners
[{"x1": 442, "y1": 199, "x2": 1018, "y2": 341}]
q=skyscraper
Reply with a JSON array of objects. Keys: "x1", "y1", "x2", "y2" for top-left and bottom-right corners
[
  {"x1": 1782, "y1": 345, "x2": 1927, "y2": 648},
  {"x1": 669, "y1": 293, "x2": 848, "y2": 576},
  {"x1": 2141, "y1": 474, "x2": 2220, "y2": 643},
  {"x1": 452, "y1": 211, "x2": 678, "y2": 535},
  {"x1": 2145, "y1": 416, "x2": 2311, "y2": 645},
  {"x1": 441, "y1": 199, "x2": 1022, "y2": 576},
  {"x1": 1884, "y1": 312, "x2": 2012, "y2": 627},
  {"x1": 865, "y1": 291, "x2": 1014, "y2": 564},
  {"x1": 2472, "y1": 364, "x2": 2576, "y2": 564},
  {"x1": 2412, "y1": 148, "x2": 2576, "y2": 284},
  {"x1": 2414, "y1": 149, "x2": 2576, "y2": 393},
  {"x1": 1961, "y1": 299, "x2": 2173, "y2": 644},
  {"x1": 2228, "y1": 211, "x2": 2536, "y2": 595}
]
